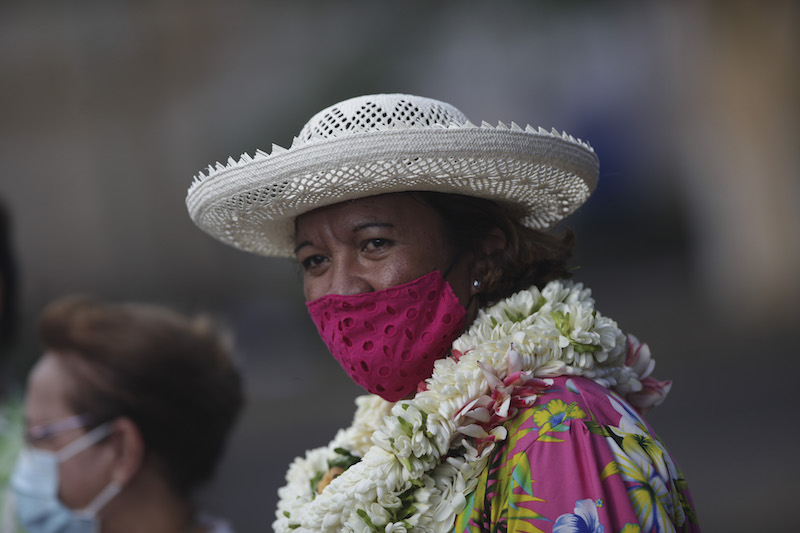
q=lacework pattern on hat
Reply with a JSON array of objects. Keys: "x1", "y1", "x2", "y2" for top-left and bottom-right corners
[
  {"x1": 220, "y1": 157, "x2": 584, "y2": 214},
  {"x1": 201, "y1": 150, "x2": 590, "y2": 256},
  {"x1": 298, "y1": 96, "x2": 468, "y2": 143},
  {"x1": 189, "y1": 121, "x2": 593, "y2": 192}
]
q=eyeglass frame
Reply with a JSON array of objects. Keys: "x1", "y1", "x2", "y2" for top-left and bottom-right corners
[{"x1": 26, "y1": 413, "x2": 96, "y2": 443}]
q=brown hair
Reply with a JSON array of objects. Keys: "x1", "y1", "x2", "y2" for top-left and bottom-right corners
[
  {"x1": 411, "y1": 192, "x2": 575, "y2": 307},
  {"x1": 37, "y1": 296, "x2": 244, "y2": 495}
]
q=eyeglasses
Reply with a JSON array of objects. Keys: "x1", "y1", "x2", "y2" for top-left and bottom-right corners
[{"x1": 26, "y1": 413, "x2": 94, "y2": 443}]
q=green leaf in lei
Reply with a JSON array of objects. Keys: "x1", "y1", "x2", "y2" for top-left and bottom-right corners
[
  {"x1": 329, "y1": 447, "x2": 361, "y2": 470},
  {"x1": 389, "y1": 479, "x2": 422, "y2": 524},
  {"x1": 307, "y1": 448, "x2": 363, "y2": 496},
  {"x1": 503, "y1": 308, "x2": 528, "y2": 323},
  {"x1": 356, "y1": 509, "x2": 380, "y2": 533},
  {"x1": 308, "y1": 470, "x2": 324, "y2": 496}
]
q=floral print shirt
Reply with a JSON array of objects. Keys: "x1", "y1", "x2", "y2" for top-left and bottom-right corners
[{"x1": 453, "y1": 376, "x2": 699, "y2": 533}]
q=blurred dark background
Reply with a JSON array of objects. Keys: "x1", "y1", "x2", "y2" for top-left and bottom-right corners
[{"x1": 1, "y1": 1, "x2": 798, "y2": 531}]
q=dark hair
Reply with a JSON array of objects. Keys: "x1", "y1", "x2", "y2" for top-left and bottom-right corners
[
  {"x1": 37, "y1": 296, "x2": 244, "y2": 495},
  {"x1": 0, "y1": 199, "x2": 18, "y2": 352},
  {"x1": 411, "y1": 192, "x2": 575, "y2": 307}
]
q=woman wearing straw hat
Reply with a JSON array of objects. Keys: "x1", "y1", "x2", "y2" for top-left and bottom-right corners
[{"x1": 187, "y1": 94, "x2": 700, "y2": 533}]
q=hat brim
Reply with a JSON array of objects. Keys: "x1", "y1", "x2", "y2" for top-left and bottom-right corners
[{"x1": 187, "y1": 127, "x2": 598, "y2": 258}]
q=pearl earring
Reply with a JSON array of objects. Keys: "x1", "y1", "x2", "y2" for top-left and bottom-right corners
[{"x1": 473, "y1": 279, "x2": 481, "y2": 289}]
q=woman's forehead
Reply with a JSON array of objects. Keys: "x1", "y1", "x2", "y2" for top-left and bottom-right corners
[{"x1": 25, "y1": 353, "x2": 77, "y2": 424}]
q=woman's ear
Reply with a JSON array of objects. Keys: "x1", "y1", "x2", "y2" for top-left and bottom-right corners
[
  {"x1": 469, "y1": 227, "x2": 507, "y2": 294},
  {"x1": 108, "y1": 417, "x2": 145, "y2": 486}
]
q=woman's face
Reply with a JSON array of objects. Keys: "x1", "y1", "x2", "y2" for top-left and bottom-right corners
[
  {"x1": 24, "y1": 353, "x2": 115, "y2": 510},
  {"x1": 295, "y1": 193, "x2": 474, "y2": 305}
]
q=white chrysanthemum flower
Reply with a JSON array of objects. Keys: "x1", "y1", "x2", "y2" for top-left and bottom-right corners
[
  {"x1": 392, "y1": 402, "x2": 419, "y2": 423},
  {"x1": 565, "y1": 282, "x2": 594, "y2": 305},
  {"x1": 332, "y1": 394, "x2": 394, "y2": 455},
  {"x1": 411, "y1": 428, "x2": 436, "y2": 458},
  {"x1": 481, "y1": 285, "x2": 543, "y2": 325},
  {"x1": 541, "y1": 279, "x2": 571, "y2": 303},
  {"x1": 385, "y1": 522, "x2": 409, "y2": 533},
  {"x1": 425, "y1": 413, "x2": 454, "y2": 455},
  {"x1": 392, "y1": 434, "x2": 414, "y2": 459},
  {"x1": 377, "y1": 492, "x2": 403, "y2": 510},
  {"x1": 286, "y1": 447, "x2": 329, "y2": 485},
  {"x1": 366, "y1": 501, "x2": 392, "y2": 526}
]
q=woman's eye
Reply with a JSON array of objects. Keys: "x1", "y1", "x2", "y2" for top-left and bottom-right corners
[
  {"x1": 363, "y1": 238, "x2": 391, "y2": 252},
  {"x1": 301, "y1": 255, "x2": 328, "y2": 271}
]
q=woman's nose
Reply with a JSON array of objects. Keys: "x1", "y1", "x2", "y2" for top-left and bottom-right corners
[{"x1": 327, "y1": 261, "x2": 372, "y2": 296}]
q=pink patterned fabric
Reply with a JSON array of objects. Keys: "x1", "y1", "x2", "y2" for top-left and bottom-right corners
[
  {"x1": 307, "y1": 271, "x2": 466, "y2": 401},
  {"x1": 453, "y1": 376, "x2": 700, "y2": 533}
]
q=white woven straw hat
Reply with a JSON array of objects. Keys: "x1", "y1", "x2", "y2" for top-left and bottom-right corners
[{"x1": 187, "y1": 93, "x2": 599, "y2": 257}]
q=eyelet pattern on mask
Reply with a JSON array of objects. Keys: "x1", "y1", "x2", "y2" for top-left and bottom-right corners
[{"x1": 307, "y1": 271, "x2": 467, "y2": 402}]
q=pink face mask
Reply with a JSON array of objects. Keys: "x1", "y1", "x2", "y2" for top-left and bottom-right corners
[{"x1": 306, "y1": 270, "x2": 467, "y2": 402}]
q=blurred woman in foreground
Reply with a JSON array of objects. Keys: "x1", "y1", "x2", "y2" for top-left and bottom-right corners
[{"x1": 10, "y1": 296, "x2": 244, "y2": 533}]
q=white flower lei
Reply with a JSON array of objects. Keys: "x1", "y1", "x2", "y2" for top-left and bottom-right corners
[{"x1": 274, "y1": 280, "x2": 658, "y2": 533}]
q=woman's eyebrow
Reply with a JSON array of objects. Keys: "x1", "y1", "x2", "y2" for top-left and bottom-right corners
[
  {"x1": 353, "y1": 221, "x2": 394, "y2": 233},
  {"x1": 294, "y1": 221, "x2": 395, "y2": 254},
  {"x1": 293, "y1": 241, "x2": 311, "y2": 255}
]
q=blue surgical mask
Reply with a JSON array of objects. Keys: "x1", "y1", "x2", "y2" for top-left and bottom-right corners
[{"x1": 10, "y1": 423, "x2": 122, "y2": 533}]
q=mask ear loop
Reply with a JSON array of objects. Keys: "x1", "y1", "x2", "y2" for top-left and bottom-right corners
[
  {"x1": 79, "y1": 480, "x2": 123, "y2": 517},
  {"x1": 56, "y1": 422, "x2": 123, "y2": 518}
]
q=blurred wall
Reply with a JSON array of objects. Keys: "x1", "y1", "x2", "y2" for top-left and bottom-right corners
[{"x1": 1, "y1": 1, "x2": 797, "y2": 531}]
